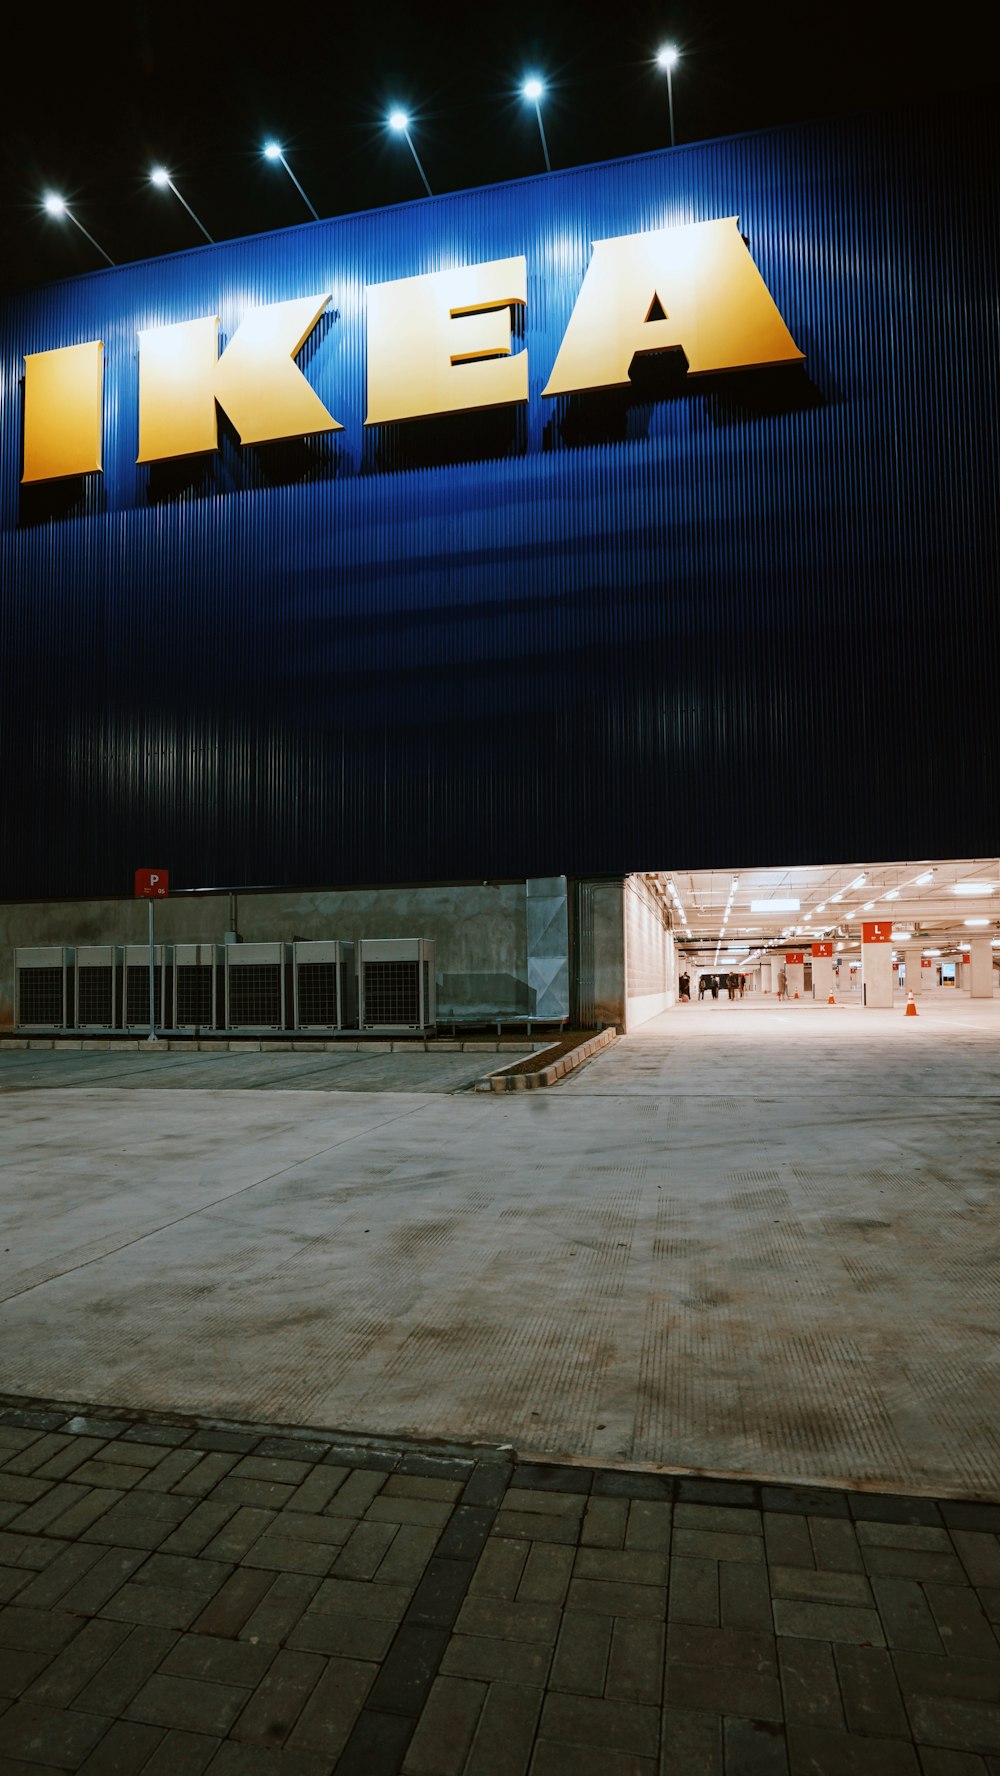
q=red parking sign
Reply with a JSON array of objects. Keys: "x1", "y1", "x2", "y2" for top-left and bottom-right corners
[{"x1": 134, "y1": 868, "x2": 169, "y2": 898}]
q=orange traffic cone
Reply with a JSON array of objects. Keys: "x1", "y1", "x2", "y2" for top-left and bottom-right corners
[
  {"x1": 905, "y1": 993, "x2": 918, "y2": 1017},
  {"x1": 827, "y1": 992, "x2": 836, "y2": 1004},
  {"x1": 793, "y1": 990, "x2": 799, "y2": 999}
]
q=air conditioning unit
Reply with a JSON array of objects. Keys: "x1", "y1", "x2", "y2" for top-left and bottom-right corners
[
  {"x1": 15, "y1": 946, "x2": 71, "y2": 1030},
  {"x1": 292, "y1": 941, "x2": 355, "y2": 1030},
  {"x1": 123, "y1": 945, "x2": 167, "y2": 1030},
  {"x1": 74, "y1": 945, "x2": 121, "y2": 1030},
  {"x1": 173, "y1": 943, "x2": 219, "y2": 1031},
  {"x1": 357, "y1": 938, "x2": 436, "y2": 1032},
  {"x1": 225, "y1": 941, "x2": 286, "y2": 1031}
]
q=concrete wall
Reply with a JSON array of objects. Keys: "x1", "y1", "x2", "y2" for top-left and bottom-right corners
[
  {"x1": 624, "y1": 876, "x2": 675, "y2": 1030},
  {"x1": 0, "y1": 881, "x2": 545, "y2": 1028}
]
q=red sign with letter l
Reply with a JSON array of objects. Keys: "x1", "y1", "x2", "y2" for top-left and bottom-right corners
[{"x1": 862, "y1": 921, "x2": 891, "y2": 943}]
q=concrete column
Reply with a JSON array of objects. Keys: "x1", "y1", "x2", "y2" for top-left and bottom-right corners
[
  {"x1": 862, "y1": 938, "x2": 894, "y2": 1008},
  {"x1": 772, "y1": 953, "x2": 786, "y2": 999},
  {"x1": 968, "y1": 935, "x2": 994, "y2": 999},
  {"x1": 785, "y1": 955, "x2": 805, "y2": 1000},
  {"x1": 903, "y1": 946, "x2": 923, "y2": 996},
  {"x1": 760, "y1": 960, "x2": 771, "y2": 994},
  {"x1": 812, "y1": 950, "x2": 834, "y2": 1001}
]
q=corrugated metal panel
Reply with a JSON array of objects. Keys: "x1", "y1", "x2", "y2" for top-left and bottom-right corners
[{"x1": 0, "y1": 99, "x2": 997, "y2": 898}]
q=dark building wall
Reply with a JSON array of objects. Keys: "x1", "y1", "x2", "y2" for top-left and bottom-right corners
[{"x1": 0, "y1": 98, "x2": 996, "y2": 900}]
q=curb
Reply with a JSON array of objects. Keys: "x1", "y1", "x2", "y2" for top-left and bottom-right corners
[{"x1": 476, "y1": 1026, "x2": 618, "y2": 1091}]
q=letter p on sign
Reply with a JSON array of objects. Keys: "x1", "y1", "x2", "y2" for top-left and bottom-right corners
[{"x1": 135, "y1": 868, "x2": 169, "y2": 898}]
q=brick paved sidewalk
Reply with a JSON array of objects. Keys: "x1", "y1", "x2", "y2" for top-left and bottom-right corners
[{"x1": 1, "y1": 1399, "x2": 999, "y2": 1775}]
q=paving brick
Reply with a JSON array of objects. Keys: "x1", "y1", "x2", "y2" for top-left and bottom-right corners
[
  {"x1": 872, "y1": 1577, "x2": 945, "y2": 1653},
  {"x1": 127, "y1": 1671, "x2": 248, "y2": 1734},
  {"x1": 580, "y1": 1498, "x2": 628, "y2": 1548},
  {"x1": 668, "y1": 1557, "x2": 719, "y2": 1626},
  {"x1": 229, "y1": 1648, "x2": 325, "y2": 1746},
  {"x1": 77, "y1": 1720, "x2": 165, "y2": 1776},
  {"x1": 666, "y1": 1624, "x2": 776, "y2": 1673},
  {"x1": 254, "y1": 1440, "x2": 332, "y2": 1464},
  {"x1": 59, "y1": 1462, "x2": 144, "y2": 1492},
  {"x1": 538, "y1": 1690, "x2": 659, "y2": 1756},
  {"x1": 862, "y1": 1546, "x2": 966, "y2": 1584},
  {"x1": 849, "y1": 1494, "x2": 943, "y2": 1527},
  {"x1": 230, "y1": 1458, "x2": 312, "y2": 1487},
  {"x1": 58, "y1": 1549, "x2": 147, "y2": 1617},
  {"x1": 100, "y1": 1583, "x2": 207, "y2": 1631},
  {"x1": 455, "y1": 1594, "x2": 560, "y2": 1644},
  {"x1": 92, "y1": 1442, "x2": 170, "y2": 1472},
  {"x1": 368, "y1": 1623, "x2": 450, "y2": 1716},
  {"x1": 134, "y1": 1450, "x2": 204, "y2": 1494},
  {"x1": 785, "y1": 1724, "x2": 921, "y2": 1772},
  {"x1": 665, "y1": 1661, "x2": 783, "y2": 1721},
  {"x1": 761, "y1": 1487, "x2": 849, "y2": 1518},
  {"x1": 79, "y1": 1496, "x2": 194, "y2": 1551},
  {"x1": 441, "y1": 1630, "x2": 551, "y2": 1685},
  {"x1": 383, "y1": 1475, "x2": 463, "y2": 1504},
  {"x1": 285, "y1": 1470, "x2": 348, "y2": 1516},
  {"x1": 170, "y1": 1455, "x2": 240, "y2": 1499},
  {"x1": 0, "y1": 1475, "x2": 53, "y2": 1506},
  {"x1": 678, "y1": 1479, "x2": 757, "y2": 1508},
  {"x1": 517, "y1": 1543, "x2": 575, "y2": 1606},
  {"x1": 511, "y1": 1466, "x2": 592, "y2": 1496},
  {"x1": 6, "y1": 1436, "x2": 79, "y2": 1477},
  {"x1": 396, "y1": 1455, "x2": 473, "y2": 1483},
  {"x1": 661, "y1": 1704, "x2": 723, "y2": 1775},
  {"x1": 574, "y1": 1547, "x2": 667, "y2": 1587},
  {"x1": 941, "y1": 1507, "x2": 1000, "y2": 1536},
  {"x1": 917, "y1": 1751, "x2": 992, "y2": 1776},
  {"x1": 952, "y1": 1537, "x2": 1000, "y2": 1588},
  {"x1": 925, "y1": 1585, "x2": 1000, "y2": 1658},
  {"x1": 241, "y1": 1536, "x2": 338, "y2": 1578},
  {"x1": 333, "y1": 1708, "x2": 415, "y2": 1776},
  {"x1": 893, "y1": 1653, "x2": 1000, "y2": 1702},
  {"x1": 182, "y1": 1432, "x2": 261, "y2": 1455},
  {"x1": 15, "y1": 1545, "x2": 105, "y2": 1610},
  {"x1": 191, "y1": 1567, "x2": 275, "y2": 1639},
  {"x1": 777, "y1": 1635, "x2": 845, "y2": 1728},
  {"x1": 625, "y1": 1501, "x2": 672, "y2": 1554},
  {"x1": 62, "y1": 1419, "x2": 126, "y2": 1441},
  {"x1": 0, "y1": 1567, "x2": 32, "y2": 1603},
  {"x1": 0, "y1": 1607, "x2": 82, "y2": 1652},
  {"x1": 120, "y1": 1424, "x2": 191, "y2": 1449},
  {"x1": 0, "y1": 1648, "x2": 52, "y2": 1699},
  {"x1": 434, "y1": 1507, "x2": 496, "y2": 1562},
  {"x1": 0, "y1": 1427, "x2": 47, "y2": 1452},
  {"x1": 307, "y1": 1577, "x2": 411, "y2": 1623},
  {"x1": 159, "y1": 1503, "x2": 236, "y2": 1557},
  {"x1": 723, "y1": 1715, "x2": 789, "y2": 1775},
  {"x1": 591, "y1": 1471, "x2": 671, "y2": 1502},
  {"x1": 0, "y1": 1701, "x2": 111, "y2": 1768},
  {"x1": 809, "y1": 1519, "x2": 864, "y2": 1574},
  {"x1": 26, "y1": 1618, "x2": 131, "y2": 1708},
  {"x1": 566, "y1": 1577, "x2": 667, "y2": 1619},
  {"x1": 327, "y1": 1471, "x2": 385, "y2": 1518},
  {"x1": 160, "y1": 1633, "x2": 274, "y2": 1688},
  {"x1": 673, "y1": 1530, "x2": 764, "y2": 1565},
  {"x1": 769, "y1": 1566, "x2": 874, "y2": 1607},
  {"x1": 675, "y1": 1503, "x2": 762, "y2": 1537},
  {"x1": 212, "y1": 1480, "x2": 296, "y2": 1512},
  {"x1": 772, "y1": 1599, "x2": 885, "y2": 1645},
  {"x1": 549, "y1": 1611, "x2": 613, "y2": 1696},
  {"x1": 469, "y1": 1539, "x2": 529, "y2": 1600},
  {"x1": 502, "y1": 1489, "x2": 587, "y2": 1521},
  {"x1": 47, "y1": 1490, "x2": 128, "y2": 1540},
  {"x1": 402, "y1": 1673, "x2": 486, "y2": 1774},
  {"x1": 460, "y1": 1463, "x2": 511, "y2": 1510},
  {"x1": 464, "y1": 1678, "x2": 544, "y2": 1775},
  {"x1": 855, "y1": 1521, "x2": 952, "y2": 1551},
  {"x1": 2, "y1": 1411, "x2": 64, "y2": 1432},
  {"x1": 0, "y1": 1533, "x2": 65, "y2": 1571},
  {"x1": 8, "y1": 1486, "x2": 92, "y2": 1538},
  {"x1": 494, "y1": 1512, "x2": 579, "y2": 1547},
  {"x1": 324, "y1": 1446, "x2": 397, "y2": 1475},
  {"x1": 977, "y1": 1589, "x2": 1000, "y2": 1624},
  {"x1": 204, "y1": 1741, "x2": 330, "y2": 1776},
  {"x1": 606, "y1": 1617, "x2": 664, "y2": 1706},
  {"x1": 764, "y1": 1513, "x2": 815, "y2": 1570},
  {"x1": 375, "y1": 1526, "x2": 439, "y2": 1587},
  {"x1": 287, "y1": 1607, "x2": 397, "y2": 1660},
  {"x1": 332, "y1": 1521, "x2": 398, "y2": 1579},
  {"x1": 203, "y1": 1508, "x2": 277, "y2": 1562},
  {"x1": 405, "y1": 1556, "x2": 474, "y2": 1628},
  {"x1": 721, "y1": 1560, "x2": 772, "y2": 1630},
  {"x1": 835, "y1": 1644, "x2": 909, "y2": 1737}
]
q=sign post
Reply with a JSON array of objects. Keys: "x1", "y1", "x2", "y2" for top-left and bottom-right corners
[{"x1": 134, "y1": 869, "x2": 169, "y2": 1043}]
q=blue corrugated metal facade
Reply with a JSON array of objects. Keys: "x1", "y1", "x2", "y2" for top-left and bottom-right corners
[{"x1": 0, "y1": 100, "x2": 997, "y2": 900}]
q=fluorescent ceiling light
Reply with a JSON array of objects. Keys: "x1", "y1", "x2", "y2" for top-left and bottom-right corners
[
  {"x1": 891, "y1": 930, "x2": 911, "y2": 940},
  {"x1": 883, "y1": 890, "x2": 900, "y2": 900},
  {"x1": 954, "y1": 882, "x2": 995, "y2": 895},
  {"x1": 913, "y1": 871, "x2": 934, "y2": 885},
  {"x1": 846, "y1": 874, "x2": 866, "y2": 890},
  {"x1": 965, "y1": 918, "x2": 990, "y2": 927},
  {"x1": 750, "y1": 898, "x2": 800, "y2": 912}
]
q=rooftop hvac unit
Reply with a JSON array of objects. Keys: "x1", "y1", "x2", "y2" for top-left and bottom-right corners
[
  {"x1": 173, "y1": 944, "x2": 219, "y2": 1031},
  {"x1": 75, "y1": 945, "x2": 121, "y2": 1030},
  {"x1": 292, "y1": 941, "x2": 355, "y2": 1030},
  {"x1": 123, "y1": 945, "x2": 167, "y2": 1030},
  {"x1": 225, "y1": 942, "x2": 286, "y2": 1031},
  {"x1": 14, "y1": 946, "x2": 71, "y2": 1030},
  {"x1": 357, "y1": 938, "x2": 436, "y2": 1032}
]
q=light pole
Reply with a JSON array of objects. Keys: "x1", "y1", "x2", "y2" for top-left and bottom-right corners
[
  {"x1": 388, "y1": 112, "x2": 433, "y2": 196},
  {"x1": 42, "y1": 193, "x2": 114, "y2": 265},
  {"x1": 262, "y1": 142, "x2": 320, "y2": 220},
  {"x1": 655, "y1": 44, "x2": 680, "y2": 147},
  {"x1": 522, "y1": 77, "x2": 551, "y2": 173},
  {"x1": 150, "y1": 168, "x2": 213, "y2": 243}
]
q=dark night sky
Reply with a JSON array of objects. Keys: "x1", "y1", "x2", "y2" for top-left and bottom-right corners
[{"x1": 1, "y1": 0, "x2": 997, "y2": 291}]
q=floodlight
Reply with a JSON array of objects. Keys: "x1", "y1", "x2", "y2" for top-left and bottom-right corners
[
  {"x1": 522, "y1": 76, "x2": 551, "y2": 171},
  {"x1": 388, "y1": 110, "x2": 409, "y2": 132},
  {"x1": 387, "y1": 111, "x2": 433, "y2": 195},
  {"x1": 40, "y1": 192, "x2": 114, "y2": 264},
  {"x1": 262, "y1": 142, "x2": 319, "y2": 219},
  {"x1": 150, "y1": 167, "x2": 171, "y2": 188},
  {"x1": 43, "y1": 192, "x2": 67, "y2": 215},
  {"x1": 522, "y1": 77, "x2": 544, "y2": 101},
  {"x1": 263, "y1": 141, "x2": 283, "y2": 161},
  {"x1": 149, "y1": 167, "x2": 213, "y2": 241},
  {"x1": 656, "y1": 44, "x2": 679, "y2": 70}
]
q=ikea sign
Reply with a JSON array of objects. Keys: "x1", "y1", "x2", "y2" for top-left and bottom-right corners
[{"x1": 21, "y1": 217, "x2": 802, "y2": 482}]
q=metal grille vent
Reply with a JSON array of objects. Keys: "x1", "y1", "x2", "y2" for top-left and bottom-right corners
[
  {"x1": 229, "y1": 964, "x2": 282, "y2": 1028},
  {"x1": 125, "y1": 965, "x2": 162, "y2": 1027},
  {"x1": 176, "y1": 965, "x2": 213, "y2": 1026},
  {"x1": 363, "y1": 960, "x2": 420, "y2": 1027},
  {"x1": 296, "y1": 963, "x2": 339, "y2": 1027},
  {"x1": 18, "y1": 967, "x2": 64, "y2": 1026},
  {"x1": 77, "y1": 966, "x2": 112, "y2": 1026}
]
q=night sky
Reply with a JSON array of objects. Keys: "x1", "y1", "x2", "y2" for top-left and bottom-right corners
[{"x1": 1, "y1": 0, "x2": 996, "y2": 292}]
